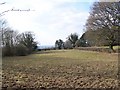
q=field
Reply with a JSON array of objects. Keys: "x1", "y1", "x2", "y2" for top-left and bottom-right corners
[{"x1": 2, "y1": 50, "x2": 118, "y2": 89}]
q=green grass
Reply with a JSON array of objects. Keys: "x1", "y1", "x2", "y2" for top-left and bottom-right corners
[
  {"x1": 2, "y1": 50, "x2": 118, "y2": 88},
  {"x1": 100, "y1": 45, "x2": 120, "y2": 50},
  {"x1": 113, "y1": 46, "x2": 120, "y2": 50}
]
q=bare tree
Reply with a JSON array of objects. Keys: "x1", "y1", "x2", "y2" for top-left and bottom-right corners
[
  {"x1": 18, "y1": 32, "x2": 37, "y2": 53},
  {"x1": 67, "y1": 33, "x2": 78, "y2": 47},
  {"x1": 0, "y1": 2, "x2": 36, "y2": 56},
  {"x1": 2, "y1": 27, "x2": 18, "y2": 56},
  {"x1": 0, "y1": 19, "x2": 8, "y2": 47},
  {"x1": 85, "y1": 2, "x2": 120, "y2": 50},
  {"x1": 0, "y1": 1, "x2": 32, "y2": 17},
  {"x1": 55, "y1": 39, "x2": 64, "y2": 49}
]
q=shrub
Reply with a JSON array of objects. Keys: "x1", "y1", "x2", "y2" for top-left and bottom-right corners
[
  {"x1": 15, "y1": 44, "x2": 29, "y2": 56},
  {"x1": 2, "y1": 46, "x2": 15, "y2": 57}
]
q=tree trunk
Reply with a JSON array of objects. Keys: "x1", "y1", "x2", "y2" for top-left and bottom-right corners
[
  {"x1": 109, "y1": 45, "x2": 113, "y2": 50},
  {"x1": 109, "y1": 44, "x2": 115, "y2": 52}
]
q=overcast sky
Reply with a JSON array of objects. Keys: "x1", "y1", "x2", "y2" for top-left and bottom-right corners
[{"x1": 1, "y1": 0, "x2": 97, "y2": 46}]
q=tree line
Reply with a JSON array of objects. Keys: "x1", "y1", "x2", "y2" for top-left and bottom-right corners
[
  {"x1": 0, "y1": 2, "x2": 37, "y2": 56},
  {"x1": 55, "y1": 2, "x2": 120, "y2": 51},
  {"x1": 55, "y1": 32, "x2": 89, "y2": 49},
  {"x1": 0, "y1": 20, "x2": 37, "y2": 56},
  {"x1": 1, "y1": 1, "x2": 120, "y2": 56}
]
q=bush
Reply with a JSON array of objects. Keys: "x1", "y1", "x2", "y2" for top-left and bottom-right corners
[
  {"x1": 15, "y1": 44, "x2": 29, "y2": 56},
  {"x1": 2, "y1": 46, "x2": 15, "y2": 57}
]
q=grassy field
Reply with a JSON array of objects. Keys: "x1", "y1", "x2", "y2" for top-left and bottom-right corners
[
  {"x1": 101, "y1": 46, "x2": 120, "y2": 49},
  {"x1": 2, "y1": 50, "x2": 118, "y2": 89}
]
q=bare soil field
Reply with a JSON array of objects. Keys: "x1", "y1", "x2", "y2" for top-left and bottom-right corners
[{"x1": 2, "y1": 50, "x2": 119, "y2": 89}]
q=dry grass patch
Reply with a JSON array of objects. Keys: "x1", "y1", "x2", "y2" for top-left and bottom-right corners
[{"x1": 2, "y1": 50, "x2": 118, "y2": 89}]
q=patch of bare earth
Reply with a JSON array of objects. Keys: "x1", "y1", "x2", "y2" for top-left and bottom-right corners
[{"x1": 2, "y1": 50, "x2": 119, "y2": 89}]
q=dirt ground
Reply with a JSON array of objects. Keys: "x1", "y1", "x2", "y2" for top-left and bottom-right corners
[{"x1": 2, "y1": 50, "x2": 119, "y2": 89}]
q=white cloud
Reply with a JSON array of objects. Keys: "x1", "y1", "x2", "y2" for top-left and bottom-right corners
[{"x1": 1, "y1": 0, "x2": 92, "y2": 46}]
